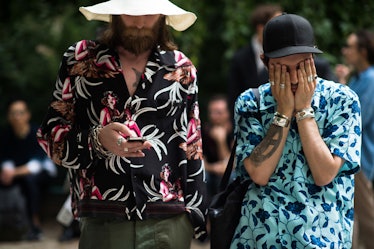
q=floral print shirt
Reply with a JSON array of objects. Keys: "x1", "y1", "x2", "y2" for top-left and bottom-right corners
[
  {"x1": 231, "y1": 79, "x2": 361, "y2": 248},
  {"x1": 37, "y1": 40, "x2": 208, "y2": 240}
]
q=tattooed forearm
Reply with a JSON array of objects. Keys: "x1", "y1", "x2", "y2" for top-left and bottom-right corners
[{"x1": 250, "y1": 125, "x2": 283, "y2": 166}]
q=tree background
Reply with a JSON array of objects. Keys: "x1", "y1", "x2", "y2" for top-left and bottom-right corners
[{"x1": 1, "y1": 0, "x2": 374, "y2": 126}]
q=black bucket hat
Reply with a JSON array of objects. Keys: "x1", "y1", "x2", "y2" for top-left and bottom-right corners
[{"x1": 263, "y1": 13, "x2": 323, "y2": 58}]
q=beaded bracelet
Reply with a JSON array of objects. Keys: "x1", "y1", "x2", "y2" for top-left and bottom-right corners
[
  {"x1": 90, "y1": 125, "x2": 114, "y2": 158},
  {"x1": 295, "y1": 107, "x2": 315, "y2": 122}
]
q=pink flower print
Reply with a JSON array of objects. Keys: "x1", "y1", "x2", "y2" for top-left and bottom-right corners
[
  {"x1": 75, "y1": 40, "x2": 89, "y2": 61},
  {"x1": 95, "y1": 55, "x2": 117, "y2": 71},
  {"x1": 62, "y1": 78, "x2": 73, "y2": 100}
]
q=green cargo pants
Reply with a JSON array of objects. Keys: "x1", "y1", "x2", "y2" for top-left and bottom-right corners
[{"x1": 79, "y1": 213, "x2": 193, "y2": 249}]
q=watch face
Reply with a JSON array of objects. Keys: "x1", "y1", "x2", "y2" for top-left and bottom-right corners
[
  {"x1": 278, "y1": 117, "x2": 286, "y2": 126},
  {"x1": 296, "y1": 108, "x2": 314, "y2": 120},
  {"x1": 273, "y1": 116, "x2": 289, "y2": 127},
  {"x1": 299, "y1": 111, "x2": 306, "y2": 117},
  {"x1": 295, "y1": 108, "x2": 315, "y2": 122}
]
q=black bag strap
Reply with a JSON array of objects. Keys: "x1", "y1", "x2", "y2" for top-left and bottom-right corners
[
  {"x1": 218, "y1": 88, "x2": 260, "y2": 191},
  {"x1": 218, "y1": 139, "x2": 237, "y2": 191}
]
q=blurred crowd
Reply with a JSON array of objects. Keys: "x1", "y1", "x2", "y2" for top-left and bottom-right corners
[{"x1": 0, "y1": 2, "x2": 373, "y2": 249}]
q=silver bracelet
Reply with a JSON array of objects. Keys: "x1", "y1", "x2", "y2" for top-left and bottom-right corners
[
  {"x1": 272, "y1": 112, "x2": 290, "y2": 128},
  {"x1": 295, "y1": 107, "x2": 315, "y2": 122},
  {"x1": 90, "y1": 125, "x2": 113, "y2": 158},
  {"x1": 274, "y1": 112, "x2": 290, "y2": 121}
]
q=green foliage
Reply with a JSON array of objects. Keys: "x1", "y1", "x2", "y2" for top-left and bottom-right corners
[
  {"x1": 1, "y1": 0, "x2": 374, "y2": 125},
  {"x1": 0, "y1": 1, "x2": 101, "y2": 125}
]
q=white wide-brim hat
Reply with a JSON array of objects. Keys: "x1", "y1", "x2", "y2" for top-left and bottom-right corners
[{"x1": 79, "y1": 0, "x2": 197, "y2": 31}]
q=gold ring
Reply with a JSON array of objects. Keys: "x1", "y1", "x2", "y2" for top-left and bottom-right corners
[{"x1": 123, "y1": 147, "x2": 129, "y2": 152}]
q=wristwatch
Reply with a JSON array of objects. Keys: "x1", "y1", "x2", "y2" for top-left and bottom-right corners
[
  {"x1": 295, "y1": 107, "x2": 315, "y2": 122},
  {"x1": 272, "y1": 115, "x2": 290, "y2": 128}
]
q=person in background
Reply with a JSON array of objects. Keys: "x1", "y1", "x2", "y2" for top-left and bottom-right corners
[
  {"x1": 37, "y1": 0, "x2": 208, "y2": 248},
  {"x1": 202, "y1": 94, "x2": 233, "y2": 200},
  {"x1": 336, "y1": 30, "x2": 374, "y2": 249},
  {"x1": 0, "y1": 97, "x2": 57, "y2": 240},
  {"x1": 335, "y1": 63, "x2": 351, "y2": 85},
  {"x1": 228, "y1": 4, "x2": 282, "y2": 116},
  {"x1": 228, "y1": 4, "x2": 337, "y2": 121},
  {"x1": 56, "y1": 175, "x2": 81, "y2": 242},
  {"x1": 231, "y1": 14, "x2": 361, "y2": 248}
]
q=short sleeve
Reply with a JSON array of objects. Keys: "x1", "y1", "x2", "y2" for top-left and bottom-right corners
[
  {"x1": 233, "y1": 88, "x2": 264, "y2": 178},
  {"x1": 320, "y1": 85, "x2": 361, "y2": 176}
]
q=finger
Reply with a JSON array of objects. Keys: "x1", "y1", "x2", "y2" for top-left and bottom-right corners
[
  {"x1": 297, "y1": 69, "x2": 307, "y2": 92},
  {"x1": 122, "y1": 150, "x2": 146, "y2": 158},
  {"x1": 114, "y1": 136, "x2": 151, "y2": 155},
  {"x1": 285, "y1": 70, "x2": 291, "y2": 90},
  {"x1": 305, "y1": 58, "x2": 312, "y2": 78},
  {"x1": 108, "y1": 122, "x2": 126, "y2": 131},
  {"x1": 281, "y1": 65, "x2": 287, "y2": 90},
  {"x1": 304, "y1": 58, "x2": 317, "y2": 90},
  {"x1": 274, "y1": 63, "x2": 282, "y2": 91},
  {"x1": 299, "y1": 59, "x2": 307, "y2": 78},
  {"x1": 269, "y1": 63, "x2": 275, "y2": 86},
  {"x1": 121, "y1": 145, "x2": 146, "y2": 156},
  {"x1": 125, "y1": 140, "x2": 152, "y2": 151},
  {"x1": 305, "y1": 58, "x2": 317, "y2": 86},
  {"x1": 110, "y1": 122, "x2": 137, "y2": 138},
  {"x1": 298, "y1": 69, "x2": 304, "y2": 83},
  {"x1": 298, "y1": 60, "x2": 308, "y2": 89},
  {"x1": 310, "y1": 57, "x2": 318, "y2": 82},
  {"x1": 116, "y1": 136, "x2": 126, "y2": 147}
]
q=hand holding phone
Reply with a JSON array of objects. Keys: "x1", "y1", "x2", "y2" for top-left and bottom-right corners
[{"x1": 126, "y1": 137, "x2": 146, "y2": 143}]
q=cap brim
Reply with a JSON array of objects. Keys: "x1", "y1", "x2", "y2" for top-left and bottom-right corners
[{"x1": 265, "y1": 46, "x2": 323, "y2": 58}]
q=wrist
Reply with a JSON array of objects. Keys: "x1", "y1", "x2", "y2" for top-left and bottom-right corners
[
  {"x1": 1, "y1": 160, "x2": 15, "y2": 170},
  {"x1": 27, "y1": 160, "x2": 42, "y2": 174},
  {"x1": 295, "y1": 107, "x2": 315, "y2": 122},
  {"x1": 272, "y1": 112, "x2": 290, "y2": 128},
  {"x1": 90, "y1": 125, "x2": 113, "y2": 158},
  {"x1": 275, "y1": 109, "x2": 293, "y2": 119}
]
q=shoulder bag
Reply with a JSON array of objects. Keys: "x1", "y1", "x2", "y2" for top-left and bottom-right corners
[{"x1": 208, "y1": 88, "x2": 260, "y2": 249}]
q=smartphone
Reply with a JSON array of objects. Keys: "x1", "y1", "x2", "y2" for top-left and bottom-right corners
[{"x1": 127, "y1": 137, "x2": 146, "y2": 143}]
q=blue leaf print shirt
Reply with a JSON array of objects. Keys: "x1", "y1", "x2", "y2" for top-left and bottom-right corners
[{"x1": 231, "y1": 78, "x2": 361, "y2": 249}]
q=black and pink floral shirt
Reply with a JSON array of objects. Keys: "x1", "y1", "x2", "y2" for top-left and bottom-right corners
[{"x1": 37, "y1": 40, "x2": 208, "y2": 240}]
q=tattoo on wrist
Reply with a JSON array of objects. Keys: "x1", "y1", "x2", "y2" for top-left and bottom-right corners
[{"x1": 251, "y1": 125, "x2": 283, "y2": 166}]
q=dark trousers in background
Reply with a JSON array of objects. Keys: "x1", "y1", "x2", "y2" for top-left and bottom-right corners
[
  {"x1": 17, "y1": 170, "x2": 52, "y2": 222},
  {"x1": 352, "y1": 171, "x2": 374, "y2": 249}
]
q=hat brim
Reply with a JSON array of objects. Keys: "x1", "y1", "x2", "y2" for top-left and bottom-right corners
[
  {"x1": 79, "y1": 0, "x2": 197, "y2": 31},
  {"x1": 265, "y1": 46, "x2": 323, "y2": 58}
]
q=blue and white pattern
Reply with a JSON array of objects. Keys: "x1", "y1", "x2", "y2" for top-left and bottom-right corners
[
  {"x1": 231, "y1": 79, "x2": 361, "y2": 249},
  {"x1": 348, "y1": 66, "x2": 374, "y2": 181}
]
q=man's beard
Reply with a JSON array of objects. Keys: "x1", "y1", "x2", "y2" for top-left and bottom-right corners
[{"x1": 119, "y1": 20, "x2": 160, "y2": 55}]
